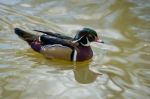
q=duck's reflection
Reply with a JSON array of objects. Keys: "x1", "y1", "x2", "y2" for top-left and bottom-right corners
[
  {"x1": 73, "y1": 61, "x2": 100, "y2": 84},
  {"x1": 18, "y1": 49, "x2": 101, "y2": 84}
]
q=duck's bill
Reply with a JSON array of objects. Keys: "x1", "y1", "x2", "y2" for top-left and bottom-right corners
[{"x1": 95, "y1": 37, "x2": 104, "y2": 43}]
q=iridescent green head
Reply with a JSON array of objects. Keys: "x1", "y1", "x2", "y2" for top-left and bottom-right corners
[
  {"x1": 74, "y1": 28, "x2": 97, "y2": 40},
  {"x1": 74, "y1": 28, "x2": 103, "y2": 46}
]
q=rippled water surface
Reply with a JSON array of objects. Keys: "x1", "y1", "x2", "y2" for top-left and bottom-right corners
[{"x1": 0, "y1": 0, "x2": 150, "y2": 99}]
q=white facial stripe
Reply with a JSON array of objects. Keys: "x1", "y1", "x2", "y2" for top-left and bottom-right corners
[
  {"x1": 72, "y1": 35, "x2": 85, "y2": 43},
  {"x1": 80, "y1": 37, "x2": 90, "y2": 46},
  {"x1": 86, "y1": 37, "x2": 90, "y2": 45},
  {"x1": 73, "y1": 49, "x2": 77, "y2": 61}
]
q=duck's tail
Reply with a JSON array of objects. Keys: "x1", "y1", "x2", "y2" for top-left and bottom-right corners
[{"x1": 14, "y1": 28, "x2": 38, "y2": 45}]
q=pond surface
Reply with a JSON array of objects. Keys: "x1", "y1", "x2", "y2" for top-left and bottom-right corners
[{"x1": 0, "y1": 0, "x2": 150, "y2": 99}]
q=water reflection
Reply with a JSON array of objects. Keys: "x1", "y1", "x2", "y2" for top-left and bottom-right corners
[
  {"x1": 74, "y1": 61, "x2": 100, "y2": 84},
  {"x1": 23, "y1": 49, "x2": 101, "y2": 84}
]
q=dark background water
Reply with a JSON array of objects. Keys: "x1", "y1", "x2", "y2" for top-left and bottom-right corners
[{"x1": 0, "y1": 0, "x2": 150, "y2": 99}]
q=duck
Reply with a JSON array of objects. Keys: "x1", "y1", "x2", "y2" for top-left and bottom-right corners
[{"x1": 14, "y1": 27, "x2": 104, "y2": 61}]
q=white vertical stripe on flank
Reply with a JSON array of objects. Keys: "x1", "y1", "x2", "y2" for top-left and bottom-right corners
[
  {"x1": 38, "y1": 36, "x2": 41, "y2": 42},
  {"x1": 73, "y1": 49, "x2": 77, "y2": 62}
]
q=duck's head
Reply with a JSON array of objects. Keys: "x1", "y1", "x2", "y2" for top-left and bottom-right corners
[{"x1": 74, "y1": 28, "x2": 104, "y2": 46}]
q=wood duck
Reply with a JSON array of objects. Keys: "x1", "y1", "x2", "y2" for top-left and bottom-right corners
[{"x1": 14, "y1": 28, "x2": 104, "y2": 61}]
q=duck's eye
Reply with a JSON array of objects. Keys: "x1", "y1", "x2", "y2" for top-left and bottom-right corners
[{"x1": 88, "y1": 35, "x2": 95, "y2": 41}]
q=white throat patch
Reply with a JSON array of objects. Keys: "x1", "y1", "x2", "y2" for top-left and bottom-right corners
[{"x1": 80, "y1": 37, "x2": 91, "y2": 46}]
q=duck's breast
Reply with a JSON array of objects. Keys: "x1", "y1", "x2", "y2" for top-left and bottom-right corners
[{"x1": 77, "y1": 46, "x2": 93, "y2": 61}]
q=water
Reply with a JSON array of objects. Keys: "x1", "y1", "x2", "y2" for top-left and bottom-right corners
[{"x1": 0, "y1": 0, "x2": 150, "y2": 99}]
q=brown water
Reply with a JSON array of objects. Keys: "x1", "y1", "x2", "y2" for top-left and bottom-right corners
[{"x1": 0, "y1": 0, "x2": 150, "y2": 99}]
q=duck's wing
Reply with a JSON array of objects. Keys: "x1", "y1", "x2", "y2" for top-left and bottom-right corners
[
  {"x1": 40, "y1": 35, "x2": 77, "y2": 61},
  {"x1": 34, "y1": 30, "x2": 73, "y2": 40},
  {"x1": 40, "y1": 35, "x2": 77, "y2": 50}
]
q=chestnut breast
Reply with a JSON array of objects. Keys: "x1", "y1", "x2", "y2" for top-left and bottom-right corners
[{"x1": 77, "y1": 46, "x2": 93, "y2": 61}]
